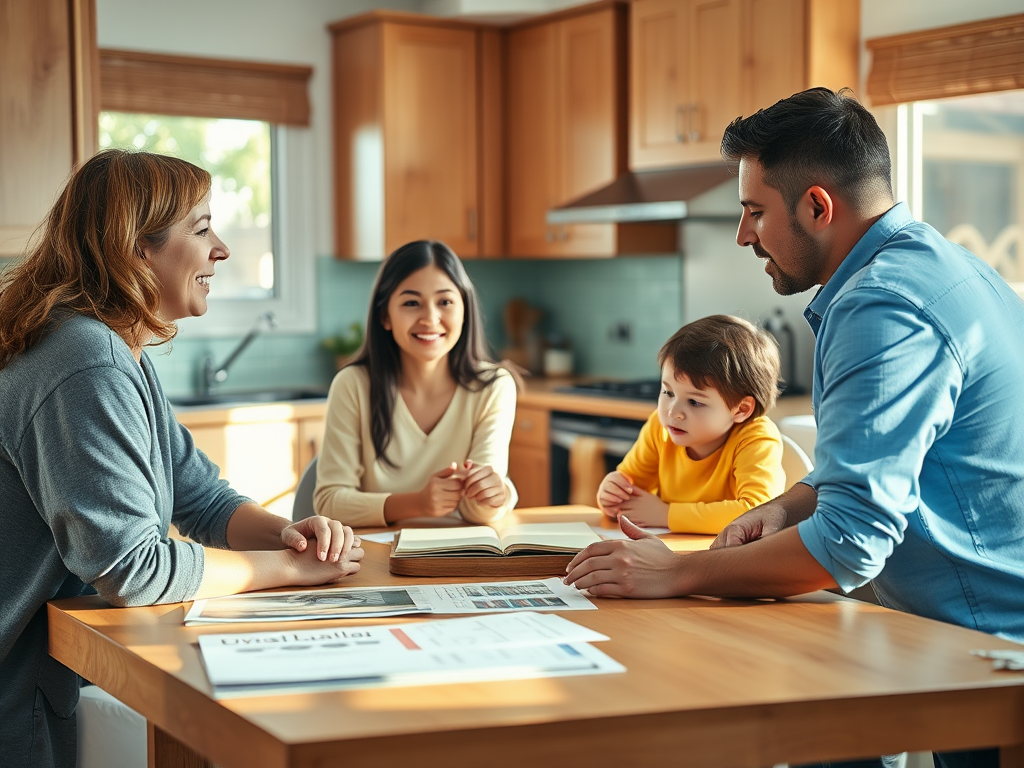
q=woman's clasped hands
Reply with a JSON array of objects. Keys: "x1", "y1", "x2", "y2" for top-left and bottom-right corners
[{"x1": 419, "y1": 459, "x2": 508, "y2": 516}]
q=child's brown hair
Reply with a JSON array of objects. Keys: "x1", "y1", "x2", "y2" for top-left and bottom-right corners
[{"x1": 657, "y1": 315, "x2": 781, "y2": 419}]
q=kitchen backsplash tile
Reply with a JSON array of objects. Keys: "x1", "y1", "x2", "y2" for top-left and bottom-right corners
[{"x1": 148, "y1": 253, "x2": 683, "y2": 397}]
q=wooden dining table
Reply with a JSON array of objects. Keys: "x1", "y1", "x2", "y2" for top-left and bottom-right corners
[{"x1": 48, "y1": 505, "x2": 1024, "y2": 768}]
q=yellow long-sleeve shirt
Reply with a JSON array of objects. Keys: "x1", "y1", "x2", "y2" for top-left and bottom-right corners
[{"x1": 617, "y1": 411, "x2": 785, "y2": 534}]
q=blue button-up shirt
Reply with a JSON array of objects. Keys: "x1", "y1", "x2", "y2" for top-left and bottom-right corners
[{"x1": 797, "y1": 202, "x2": 1024, "y2": 642}]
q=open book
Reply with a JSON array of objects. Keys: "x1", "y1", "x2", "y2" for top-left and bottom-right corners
[{"x1": 392, "y1": 522, "x2": 601, "y2": 558}]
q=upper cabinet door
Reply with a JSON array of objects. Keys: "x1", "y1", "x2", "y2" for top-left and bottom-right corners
[
  {"x1": 631, "y1": 0, "x2": 741, "y2": 168},
  {"x1": 685, "y1": 0, "x2": 741, "y2": 163},
  {"x1": 383, "y1": 24, "x2": 479, "y2": 257},
  {"x1": 0, "y1": 0, "x2": 97, "y2": 256},
  {"x1": 506, "y1": 22, "x2": 561, "y2": 256},
  {"x1": 506, "y1": 5, "x2": 677, "y2": 258},
  {"x1": 331, "y1": 15, "x2": 495, "y2": 260},
  {"x1": 631, "y1": 0, "x2": 859, "y2": 170},
  {"x1": 630, "y1": 0, "x2": 689, "y2": 169},
  {"x1": 556, "y1": 9, "x2": 620, "y2": 257},
  {"x1": 740, "y1": 0, "x2": 806, "y2": 113}
]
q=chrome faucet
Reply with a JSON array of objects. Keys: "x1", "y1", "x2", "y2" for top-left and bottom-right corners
[{"x1": 200, "y1": 311, "x2": 278, "y2": 395}]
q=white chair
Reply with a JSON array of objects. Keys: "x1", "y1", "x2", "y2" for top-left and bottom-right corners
[
  {"x1": 777, "y1": 414, "x2": 816, "y2": 465},
  {"x1": 77, "y1": 684, "x2": 146, "y2": 768},
  {"x1": 292, "y1": 456, "x2": 318, "y2": 522},
  {"x1": 780, "y1": 433, "x2": 814, "y2": 491}
]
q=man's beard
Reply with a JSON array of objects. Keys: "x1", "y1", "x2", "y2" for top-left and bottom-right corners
[{"x1": 753, "y1": 218, "x2": 824, "y2": 296}]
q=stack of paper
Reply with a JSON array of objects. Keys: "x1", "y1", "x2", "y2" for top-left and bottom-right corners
[
  {"x1": 198, "y1": 612, "x2": 625, "y2": 698},
  {"x1": 185, "y1": 578, "x2": 595, "y2": 625}
]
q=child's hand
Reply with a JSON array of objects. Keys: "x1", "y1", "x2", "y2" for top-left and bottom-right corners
[
  {"x1": 459, "y1": 460, "x2": 508, "y2": 508},
  {"x1": 616, "y1": 486, "x2": 670, "y2": 528},
  {"x1": 597, "y1": 471, "x2": 635, "y2": 518}
]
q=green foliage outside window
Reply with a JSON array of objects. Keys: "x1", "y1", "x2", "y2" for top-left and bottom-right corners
[{"x1": 99, "y1": 112, "x2": 276, "y2": 298}]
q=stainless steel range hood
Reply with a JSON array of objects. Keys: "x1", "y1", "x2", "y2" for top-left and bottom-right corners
[{"x1": 546, "y1": 164, "x2": 737, "y2": 225}]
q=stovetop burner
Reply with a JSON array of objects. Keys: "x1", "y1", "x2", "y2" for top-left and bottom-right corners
[{"x1": 555, "y1": 379, "x2": 662, "y2": 402}]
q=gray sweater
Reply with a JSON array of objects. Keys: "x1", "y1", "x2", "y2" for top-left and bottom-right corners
[{"x1": 0, "y1": 315, "x2": 248, "y2": 767}]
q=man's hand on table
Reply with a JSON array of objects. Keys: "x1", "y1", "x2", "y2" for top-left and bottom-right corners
[
  {"x1": 563, "y1": 516, "x2": 683, "y2": 598},
  {"x1": 710, "y1": 502, "x2": 788, "y2": 549}
]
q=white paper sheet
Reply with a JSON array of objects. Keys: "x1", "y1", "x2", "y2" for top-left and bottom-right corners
[
  {"x1": 971, "y1": 649, "x2": 1024, "y2": 670},
  {"x1": 198, "y1": 613, "x2": 622, "y2": 697}
]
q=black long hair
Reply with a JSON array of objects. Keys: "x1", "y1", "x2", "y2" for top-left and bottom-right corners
[{"x1": 351, "y1": 240, "x2": 518, "y2": 469}]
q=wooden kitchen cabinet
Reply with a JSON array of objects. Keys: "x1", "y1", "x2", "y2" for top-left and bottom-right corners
[
  {"x1": 0, "y1": 0, "x2": 98, "y2": 256},
  {"x1": 329, "y1": 13, "x2": 502, "y2": 260},
  {"x1": 630, "y1": 0, "x2": 859, "y2": 170},
  {"x1": 508, "y1": 405, "x2": 551, "y2": 508},
  {"x1": 506, "y1": 4, "x2": 678, "y2": 257},
  {"x1": 630, "y1": 0, "x2": 741, "y2": 169},
  {"x1": 179, "y1": 402, "x2": 328, "y2": 519}
]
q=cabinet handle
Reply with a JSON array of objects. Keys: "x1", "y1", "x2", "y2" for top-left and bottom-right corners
[
  {"x1": 687, "y1": 103, "x2": 701, "y2": 143},
  {"x1": 545, "y1": 227, "x2": 554, "y2": 243},
  {"x1": 520, "y1": 420, "x2": 533, "y2": 430},
  {"x1": 557, "y1": 226, "x2": 569, "y2": 241},
  {"x1": 467, "y1": 208, "x2": 477, "y2": 242},
  {"x1": 675, "y1": 104, "x2": 686, "y2": 143}
]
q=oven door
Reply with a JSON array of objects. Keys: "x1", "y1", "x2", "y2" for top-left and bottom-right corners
[{"x1": 549, "y1": 412, "x2": 646, "y2": 506}]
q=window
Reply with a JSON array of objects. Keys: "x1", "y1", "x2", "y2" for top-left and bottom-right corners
[
  {"x1": 886, "y1": 91, "x2": 1024, "y2": 295},
  {"x1": 866, "y1": 13, "x2": 1024, "y2": 296},
  {"x1": 100, "y1": 112, "x2": 276, "y2": 300},
  {"x1": 98, "y1": 49, "x2": 315, "y2": 336}
]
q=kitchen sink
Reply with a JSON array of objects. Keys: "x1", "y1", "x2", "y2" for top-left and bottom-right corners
[{"x1": 167, "y1": 389, "x2": 329, "y2": 408}]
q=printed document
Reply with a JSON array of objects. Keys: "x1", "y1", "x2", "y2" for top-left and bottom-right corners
[
  {"x1": 185, "y1": 578, "x2": 594, "y2": 625},
  {"x1": 198, "y1": 612, "x2": 623, "y2": 697},
  {"x1": 185, "y1": 585, "x2": 431, "y2": 625},
  {"x1": 413, "y1": 578, "x2": 595, "y2": 614}
]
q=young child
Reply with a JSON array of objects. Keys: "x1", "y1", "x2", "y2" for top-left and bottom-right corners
[{"x1": 598, "y1": 315, "x2": 786, "y2": 534}]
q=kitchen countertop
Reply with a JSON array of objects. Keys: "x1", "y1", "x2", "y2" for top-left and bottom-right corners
[
  {"x1": 172, "y1": 397, "x2": 329, "y2": 427},
  {"x1": 171, "y1": 378, "x2": 812, "y2": 427},
  {"x1": 520, "y1": 376, "x2": 812, "y2": 422}
]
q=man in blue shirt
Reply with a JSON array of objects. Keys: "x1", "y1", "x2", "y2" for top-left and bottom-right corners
[{"x1": 564, "y1": 88, "x2": 1024, "y2": 768}]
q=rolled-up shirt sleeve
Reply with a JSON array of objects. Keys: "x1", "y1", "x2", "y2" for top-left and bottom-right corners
[
  {"x1": 798, "y1": 288, "x2": 961, "y2": 591},
  {"x1": 19, "y1": 367, "x2": 210, "y2": 608}
]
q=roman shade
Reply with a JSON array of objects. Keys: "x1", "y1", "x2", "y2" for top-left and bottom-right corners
[
  {"x1": 99, "y1": 49, "x2": 312, "y2": 125},
  {"x1": 866, "y1": 13, "x2": 1024, "y2": 106}
]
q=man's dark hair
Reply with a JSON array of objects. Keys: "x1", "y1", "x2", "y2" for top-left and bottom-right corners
[{"x1": 721, "y1": 87, "x2": 892, "y2": 213}]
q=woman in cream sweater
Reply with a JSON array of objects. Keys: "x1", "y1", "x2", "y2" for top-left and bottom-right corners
[{"x1": 314, "y1": 240, "x2": 520, "y2": 527}]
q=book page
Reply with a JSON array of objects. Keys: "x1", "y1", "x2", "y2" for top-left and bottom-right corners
[
  {"x1": 393, "y1": 525, "x2": 503, "y2": 556},
  {"x1": 497, "y1": 522, "x2": 602, "y2": 554}
]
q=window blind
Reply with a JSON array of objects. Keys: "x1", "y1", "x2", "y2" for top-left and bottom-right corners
[
  {"x1": 99, "y1": 49, "x2": 312, "y2": 125},
  {"x1": 866, "y1": 13, "x2": 1024, "y2": 106}
]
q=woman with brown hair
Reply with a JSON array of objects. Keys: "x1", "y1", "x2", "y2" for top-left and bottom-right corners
[{"x1": 0, "y1": 149, "x2": 363, "y2": 768}]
